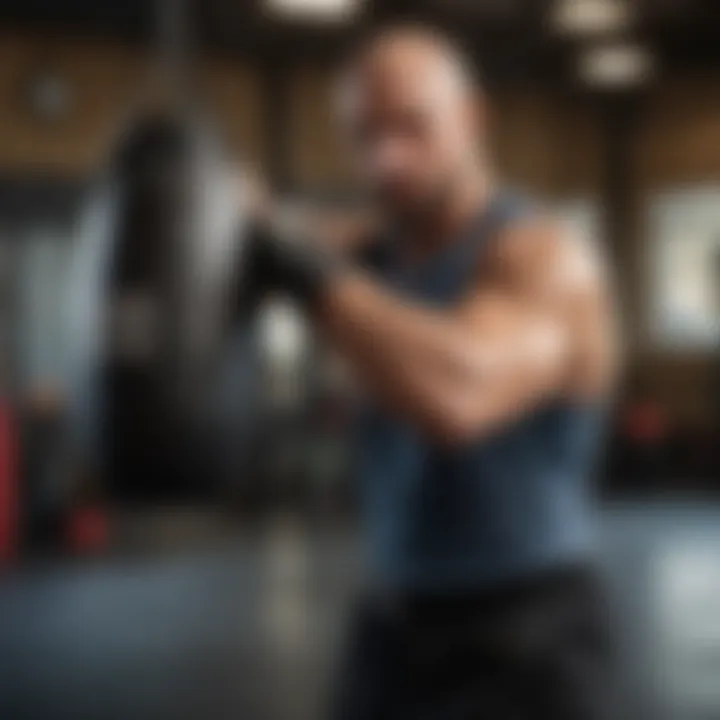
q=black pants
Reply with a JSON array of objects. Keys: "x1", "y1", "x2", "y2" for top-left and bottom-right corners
[{"x1": 332, "y1": 567, "x2": 614, "y2": 720}]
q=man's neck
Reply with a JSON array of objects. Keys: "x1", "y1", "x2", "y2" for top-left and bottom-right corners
[{"x1": 406, "y1": 171, "x2": 493, "y2": 258}]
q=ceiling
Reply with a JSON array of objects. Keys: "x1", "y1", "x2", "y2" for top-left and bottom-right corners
[{"x1": 0, "y1": 0, "x2": 718, "y2": 84}]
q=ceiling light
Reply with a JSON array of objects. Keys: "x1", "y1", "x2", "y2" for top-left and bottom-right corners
[
  {"x1": 578, "y1": 44, "x2": 656, "y2": 88},
  {"x1": 552, "y1": 0, "x2": 632, "y2": 36},
  {"x1": 265, "y1": 0, "x2": 361, "y2": 22}
]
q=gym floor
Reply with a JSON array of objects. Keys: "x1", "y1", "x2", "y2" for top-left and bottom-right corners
[{"x1": 1, "y1": 501, "x2": 720, "y2": 720}]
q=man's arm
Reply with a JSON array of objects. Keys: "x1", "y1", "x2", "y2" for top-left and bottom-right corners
[
  {"x1": 316, "y1": 220, "x2": 618, "y2": 444},
  {"x1": 239, "y1": 170, "x2": 378, "y2": 256}
]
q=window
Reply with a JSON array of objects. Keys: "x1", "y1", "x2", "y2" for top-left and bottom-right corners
[{"x1": 648, "y1": 188, "x2": 720, "y2": 350}]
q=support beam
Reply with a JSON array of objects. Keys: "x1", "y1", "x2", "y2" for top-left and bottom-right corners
[
  {"x1": 599, "y1": 93, "x2": 641, "y2": 346},
  {"x1": 261, "y1": 61, "x2": 293, "y2": 193}
]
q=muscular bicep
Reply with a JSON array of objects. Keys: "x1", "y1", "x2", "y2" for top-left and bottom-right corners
[
  {"x1": 446, "y1": 289, "x2": 571, "y2": 433},
  {"x1": 447, "y1": 220, "x2": 616, "y2": 436}
]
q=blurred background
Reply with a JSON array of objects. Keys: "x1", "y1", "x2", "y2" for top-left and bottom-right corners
[{"x1": 0, "y1": 1, "x2": 720, "y2": 719}]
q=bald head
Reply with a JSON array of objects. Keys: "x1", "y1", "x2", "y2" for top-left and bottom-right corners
[
  {"x1": 348, "y1": 26, "x2": 478, "y2": 101},
  {"x1": 336, "y1": 25, "x2": 486, "y2": 220}
]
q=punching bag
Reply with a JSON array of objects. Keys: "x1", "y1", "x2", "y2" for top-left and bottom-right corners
[
  {"x1": 67, "y1": 0, "x2": 262, "y2": 500},
  {"x1": 103, "y1": 113, "x2": 254, "y2": 498}
]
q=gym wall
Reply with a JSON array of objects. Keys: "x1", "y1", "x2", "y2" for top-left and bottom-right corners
[
  {"x1": 633, "y1": 75, "x2": 720, "y2": 427},
  {"x1": 0, "y1": 33, "x2": 264, "y2": 176}
]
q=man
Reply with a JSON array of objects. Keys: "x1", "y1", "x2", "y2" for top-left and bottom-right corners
[{"x1": 243, "y1": 24, "x2": 619, "y2": 720}]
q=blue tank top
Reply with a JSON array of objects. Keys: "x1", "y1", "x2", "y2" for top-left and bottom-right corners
[{"x1": 358, "y1": 191, "x2": 605, "y2": 591}]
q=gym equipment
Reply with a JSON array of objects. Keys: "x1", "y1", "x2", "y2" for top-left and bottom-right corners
[
  {"x1": 67, "y1": 0, "x2": 259, "y2": 499},
  {"x1": 109, "y1": 113, "x2": 244, "y2": 418}
]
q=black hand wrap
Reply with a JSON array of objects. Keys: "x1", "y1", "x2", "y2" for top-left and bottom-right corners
[{"x1": 238, "y1": 220, "x2": 341, "y2": 312}]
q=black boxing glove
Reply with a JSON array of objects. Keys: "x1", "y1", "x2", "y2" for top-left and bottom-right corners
[{"x1": 235, "y1": 218, "x2": 342, "y2": 315}]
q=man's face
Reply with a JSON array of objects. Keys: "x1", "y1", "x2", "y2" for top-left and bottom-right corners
[{"x1": 338, "y1": 42, "x2": 480, "y2": 220}]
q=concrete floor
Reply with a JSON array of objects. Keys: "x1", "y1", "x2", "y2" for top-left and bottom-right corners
[{"x1": 1, "y1": 502, "x2": 720, "y2": 720}]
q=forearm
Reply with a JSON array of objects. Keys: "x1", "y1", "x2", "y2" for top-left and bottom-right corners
[{"x1": 318, "y1": 273, "x2": 482, "y2": 439}]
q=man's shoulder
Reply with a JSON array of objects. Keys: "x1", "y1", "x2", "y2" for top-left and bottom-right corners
[
  {"x1": 480, "y1": 198, "x2": 620, "y2": 396},
  {"x1": 482, "y1": 206, "x2": 607, "y2": 302}
]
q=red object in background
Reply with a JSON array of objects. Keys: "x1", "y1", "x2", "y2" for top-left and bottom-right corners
[
  {"x1": 0, "y1": 403, "x2": 18, "y2": 565},
  {"x1": 623, "y1": 400, "x2": 670, "y2": 445},
  {"x1": 67, "y1": 506, "x2": 110, "y2": 555}
]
